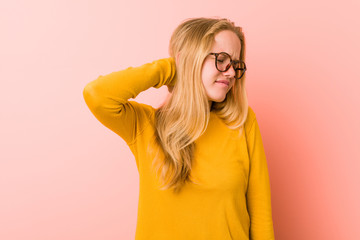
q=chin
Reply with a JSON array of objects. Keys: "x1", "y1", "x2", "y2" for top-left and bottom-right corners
[{"x1": 210, "y1": 96, "x2": 226, "y2": 103}]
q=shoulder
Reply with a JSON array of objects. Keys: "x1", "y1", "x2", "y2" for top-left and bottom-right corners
[{"x1": 244, "y1": 105, "x2": 257, "y2": 133}]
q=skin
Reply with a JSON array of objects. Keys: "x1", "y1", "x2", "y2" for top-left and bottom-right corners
[{"x1": 201, "y1": 30, "x2": 241, "y2": 108}]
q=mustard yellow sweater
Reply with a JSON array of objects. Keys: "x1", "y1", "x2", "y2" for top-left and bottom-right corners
[{"x1": 83, "y1": 57, "x2": 275, "y2": 240}]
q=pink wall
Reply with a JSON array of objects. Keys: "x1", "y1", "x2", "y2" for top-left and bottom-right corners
[{"x1": 1, "y1": 0, "x2": 359, "y2": 239}]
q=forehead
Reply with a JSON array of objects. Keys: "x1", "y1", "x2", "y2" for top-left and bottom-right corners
[{"x1": 211, "y1": 30, "x2": 241, "y2": 60}]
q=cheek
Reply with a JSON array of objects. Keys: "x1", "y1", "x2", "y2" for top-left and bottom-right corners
[{"x1": 201, "y1": 63, "x2": 218, "y2": 85}]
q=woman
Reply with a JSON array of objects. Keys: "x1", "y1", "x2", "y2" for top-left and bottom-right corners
[{"x1": 83, "y1": 17, "x2": 275, "y2": 240}]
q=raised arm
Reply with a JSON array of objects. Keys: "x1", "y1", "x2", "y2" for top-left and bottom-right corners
[
  {"x1": 83, "y1": 57, "x2": 176, "y2": 145},
  {"x1": 245, "y1": 109, "x2": 275, "y2": 239}
]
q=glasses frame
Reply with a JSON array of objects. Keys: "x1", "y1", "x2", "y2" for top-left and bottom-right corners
[{"x1": 208, "y1": 52, "x2": 247, "y2": 80}]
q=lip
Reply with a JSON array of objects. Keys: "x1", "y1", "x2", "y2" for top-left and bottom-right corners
[{"x1": 215, "y1": 80, "x2": 230, "y2": 86}]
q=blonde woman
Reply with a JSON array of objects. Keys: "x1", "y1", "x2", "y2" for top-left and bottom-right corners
[{"x1": 83, "y1": 17, "x2": 275, "y2": 240}]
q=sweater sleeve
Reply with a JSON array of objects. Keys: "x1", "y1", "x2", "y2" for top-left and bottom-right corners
[
  {"x1": 245, "y1": 109, "x2": 275, "y2": 239},
  {"x1": 82, "y1": 57, "x2": 176, "y2": 146}
]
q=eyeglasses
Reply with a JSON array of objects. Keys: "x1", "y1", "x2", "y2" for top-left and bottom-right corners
[{"x1": 208, "y1": 52, "x2": 247, "y2": 80}]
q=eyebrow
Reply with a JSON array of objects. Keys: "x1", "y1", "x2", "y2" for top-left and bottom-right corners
[
  {"x1": 231, "y1": 55, "x2": 240, "y2": 62},
  {"x1": 213, "y1": 51, "x2": 241, "y2": 61},
  {"x1": 228, "y1": 52, "x2": 240, "y2": 61}
]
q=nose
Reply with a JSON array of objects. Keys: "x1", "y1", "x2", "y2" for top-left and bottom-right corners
[{"x1": 223, "y1": 65, "x2": 236, "y2": 78}]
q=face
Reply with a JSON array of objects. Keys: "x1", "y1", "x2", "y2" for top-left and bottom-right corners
[{"x1": 201, "y1": 30, "x2": 241, "y2": 104}]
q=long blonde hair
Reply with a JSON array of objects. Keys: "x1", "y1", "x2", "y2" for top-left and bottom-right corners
[{"x1": 149, "y1": 17, "x2": 248, "y2": 193}]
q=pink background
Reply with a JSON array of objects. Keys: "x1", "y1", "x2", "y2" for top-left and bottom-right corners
[{"x1": 1, "y1": 0, "x2": 359, "y2": 239}]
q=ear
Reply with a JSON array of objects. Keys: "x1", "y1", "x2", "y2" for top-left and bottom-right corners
[{"x1": 175, "y1": 52, "x2": 180, "y2": 65}]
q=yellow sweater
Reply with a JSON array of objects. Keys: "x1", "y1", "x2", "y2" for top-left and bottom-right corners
[{"x1": 83, "y1": 57, "x2": 275, "y2": 240}]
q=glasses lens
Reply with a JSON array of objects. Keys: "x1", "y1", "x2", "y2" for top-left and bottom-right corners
[
  {"x1": 215, "y1": 53, "x2": 246, "y2": 79},
  {"x1": 216, "y1": 53, "x2": 231, "y2": 71},
  {"x1": 235, "y1": 62, "x2": 246, "y2": 79},
  {"x1": 235, "y1": 69, "x2": 244, "y2": 79}
]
